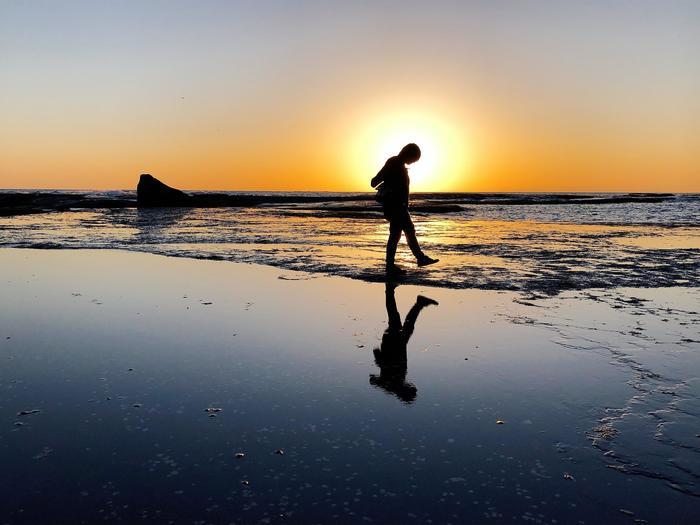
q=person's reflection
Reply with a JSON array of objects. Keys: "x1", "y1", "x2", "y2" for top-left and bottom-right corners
[{"x1": 370, "y1": 282, "x2": 438, "y2": 404}]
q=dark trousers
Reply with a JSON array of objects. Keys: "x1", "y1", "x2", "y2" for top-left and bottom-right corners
[{"x1": 383, "y1": 205, "x2": 423, "y2": 265}]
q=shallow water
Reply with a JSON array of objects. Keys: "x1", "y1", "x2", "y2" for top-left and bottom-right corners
[
  {"x1": 1, "y1": 192, "x2": 698, "y2": 294},
  {"x1": 1, "y1": 249, "x2": 698, "y2": 524}
]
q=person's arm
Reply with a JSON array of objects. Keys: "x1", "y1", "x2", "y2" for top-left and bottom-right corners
[
  {"x1": 372, "y1": 158, "x2": 396, "y2": 188},
  {"x1": 371, "y1": 167, "x2": 386, "y2": 188}
]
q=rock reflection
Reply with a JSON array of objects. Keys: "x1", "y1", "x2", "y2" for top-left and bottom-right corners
[
  {"x1": 134, "y1": 207, "x2": 190, "y2": 241},
  {"x1": 370, "y1": 282, "x2": 438, "y2": 404}
]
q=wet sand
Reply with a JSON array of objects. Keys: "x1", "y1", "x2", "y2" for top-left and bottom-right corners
[
  {"x1": 1, "y1": 249, "x2": 698, "y2": 524},
  {"x1": 3, "y1": 206, "x2": 699, "y2": 294}
]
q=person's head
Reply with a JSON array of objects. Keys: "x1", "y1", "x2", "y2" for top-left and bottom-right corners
[{"x1": 398, "y1": 143, "x2": 421, "y2": 164}]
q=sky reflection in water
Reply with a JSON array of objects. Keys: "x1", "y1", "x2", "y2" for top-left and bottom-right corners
[{"x1": 1, "y1": 249, "x2": 698, "y2": 524}]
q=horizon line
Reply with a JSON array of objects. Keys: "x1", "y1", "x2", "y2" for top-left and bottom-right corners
[{"x1": 1, "y1": 187, "x2": 697, "y2": 195}]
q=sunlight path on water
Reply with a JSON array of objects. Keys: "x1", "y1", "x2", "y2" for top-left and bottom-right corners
[{"x1": 1, "y1": 206, "x2": 699, "y2": 294}]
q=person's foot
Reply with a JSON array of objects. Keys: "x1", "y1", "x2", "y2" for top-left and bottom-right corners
[
  {"x1": 417, "y1": 255, "x2": 439, "y2": 267},
  {"x1": 386, "y1": 264, "x2": 407, "y2": 275},
  {"x1": 416, "y1": 295, "x2": 439, "y2": 307}
]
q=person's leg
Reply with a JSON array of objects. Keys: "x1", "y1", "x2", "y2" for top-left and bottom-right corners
[
  {"x1": 402, "y1": 295, "x2": 439, "y2": 343},
  {"x1": 400, "y1": 209, "x2": 424, "y2": 260},
  {"x1": 386, "y1": 216, "x2": 403, "y2": 268},
  {"x1": 401, "y1": 209, "x2": 440, "y2": 266},
  {"x1": 385, "y1": 206, "x2": 438, "y2": 270},
  {"x1": 384, "y1": 205, "x2": 403, "y2": 271},
  {"x1": 385, "y1": 282, "x2": 402, "y2": 330}
]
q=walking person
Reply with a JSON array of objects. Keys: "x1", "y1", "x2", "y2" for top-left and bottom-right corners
[{"x1": 371, "y1": 143, "x2": 439, "y2": 275}]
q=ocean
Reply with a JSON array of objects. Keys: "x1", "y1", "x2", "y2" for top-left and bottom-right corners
[{"x1": 1, "y1": 191, "x2": 698, "y2": 294}]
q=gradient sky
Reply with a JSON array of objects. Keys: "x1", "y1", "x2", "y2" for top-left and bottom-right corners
[{"x1": 1, "y1": 0, "x2": 698, "y2": 191}]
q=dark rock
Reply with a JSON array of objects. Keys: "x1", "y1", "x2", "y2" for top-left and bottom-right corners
[
  {"x1": 0, "y1": 192, "x2": 134, "y2": 216},
  {"x1": 137, "y1": 174, "x2": 192, "y2": 207}
]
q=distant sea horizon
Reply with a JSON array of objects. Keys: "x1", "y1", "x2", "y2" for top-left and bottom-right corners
[{"x1": 1, "y1": 188, "x2": 697, "y2": 194}]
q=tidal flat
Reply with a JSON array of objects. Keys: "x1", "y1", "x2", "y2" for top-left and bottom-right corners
[{"x1": 1, "y1": 249, "x2": 698, "y2": 524}]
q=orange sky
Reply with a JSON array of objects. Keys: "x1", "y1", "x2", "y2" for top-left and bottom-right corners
[{"x1": 1, "y1": 2, "x2": 698, "y2": 192}]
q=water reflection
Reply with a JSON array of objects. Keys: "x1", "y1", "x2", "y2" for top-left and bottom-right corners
[
  {"x1": 2, "y1": 206, "x2": 698, "y2": 292},
  {"x1": 370, "y1": 283, "x2": 439, "y2": 404},
  {"x1": 133, "y1": 207, "x2": 190, "y2": 241}
]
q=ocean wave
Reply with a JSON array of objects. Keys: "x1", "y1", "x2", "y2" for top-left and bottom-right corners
[
  {"x1": 1, "y1": 204, "x2": 698, "y2": 295},
  {"x1": 1, "y1": 190, "x2": 695, "y2": 217}
]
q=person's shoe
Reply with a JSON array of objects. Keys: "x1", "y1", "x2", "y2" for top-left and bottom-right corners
[
  {"x1": 416, "y1": 295, "x2": 439, "y2": 307},
  {"x1": 386, "y1": 264, "x2": 407, "y2": 275},
  {"x1": 417, "y1": 255, "x2": 439, "y2": 267}
]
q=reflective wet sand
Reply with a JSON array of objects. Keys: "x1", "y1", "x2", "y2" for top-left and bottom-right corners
[{"x1": 1, "y1": 249, "x2": 698, "y2": 524}]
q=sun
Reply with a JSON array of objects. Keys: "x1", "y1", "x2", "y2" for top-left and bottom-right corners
[{"x1": 348, "y1": 108, "x2": 470, "y2": 192}]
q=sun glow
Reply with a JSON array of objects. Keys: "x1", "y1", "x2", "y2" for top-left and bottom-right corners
[{"x1": 349, "y1": 108, "x2": 471, "y2": 192}]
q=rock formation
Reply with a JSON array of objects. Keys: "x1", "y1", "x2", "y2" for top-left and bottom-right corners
[{"x1": 136, "y1": 174, "x2": 192, "y2": 207}]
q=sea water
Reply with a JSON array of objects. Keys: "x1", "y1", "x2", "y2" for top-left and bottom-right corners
[{"x1": 1, "y1": 191, "x2": 698, "y2": 295}]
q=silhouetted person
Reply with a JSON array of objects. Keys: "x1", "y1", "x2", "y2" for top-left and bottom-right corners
[
  {"x1": 370, "y1": 282, "x2": 438, "y2": 404},
  {"x1": 371, "y1": 143, "x2": 439, "y2": 275}
]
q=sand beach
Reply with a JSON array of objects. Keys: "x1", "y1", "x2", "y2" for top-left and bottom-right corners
[{"x1": 1, "y1": 248, "x2": 698, "y2": 524}]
